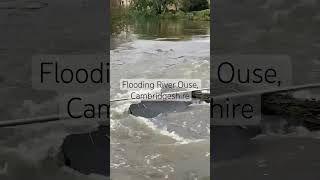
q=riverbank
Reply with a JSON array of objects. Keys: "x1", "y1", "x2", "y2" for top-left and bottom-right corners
[
  {"x1": 160, "y1": 9, "x2": 210, "y2": 21},
  {"x1": 111, "y1": 8, "x2": 210, "y2": 26}
]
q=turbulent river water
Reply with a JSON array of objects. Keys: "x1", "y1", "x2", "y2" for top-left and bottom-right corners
[
  {"x1": 110, "y1": 19, "x2": 210, "y2": 180},
  {"x1": 1, "y1": 0, "x2": 320, "y2": 179}
]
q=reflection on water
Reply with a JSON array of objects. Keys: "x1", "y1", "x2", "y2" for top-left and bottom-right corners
[{"x1": 111, "y1": 17, "x2": 210, "y2": 49}]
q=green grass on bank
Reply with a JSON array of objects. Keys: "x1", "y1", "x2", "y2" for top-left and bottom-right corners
[
  {"x1": 160, "y1": 9, "x2": 210, "y2": 21},
  {"x1": 111, "y1": 7, "x2": 210, "y2": 22}
]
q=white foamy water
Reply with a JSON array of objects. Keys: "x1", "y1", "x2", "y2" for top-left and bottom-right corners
[{"x1": 110, "y1": 31, "x2": 210, "y2": 179}]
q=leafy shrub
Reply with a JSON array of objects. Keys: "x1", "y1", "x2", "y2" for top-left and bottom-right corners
[
  {"x1": 192, "y1": 9, "x2": 210, "y2": 20},
  {"x1": 129, "y1": 0, "x2": 161, "y2": 17},
  {"x1": 181, "y1": 0, "x2": 209, "y2": 12}
]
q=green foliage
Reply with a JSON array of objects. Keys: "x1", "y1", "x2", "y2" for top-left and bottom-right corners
[
  {"x1": 192, "y1": 9, "x2": 210, "y2": 21},
  {"x1": 111, "y1": 8, "x2": 131, "y2": 34},
  {"x1": 129, "y1": 0, "x2": 179, "y2": 17},
  {"x1": 160, "y1": 9, "x2": 210, "y2": 21},
  {"x1": 127, "y1": 0, "x2": 209, "y2": 19},
  {"x1": 129, "y1": 0, "x2": 161, "y2": 17},
  {"x1": 181, "y1": 0, "x2": 209, "y2": 12}
]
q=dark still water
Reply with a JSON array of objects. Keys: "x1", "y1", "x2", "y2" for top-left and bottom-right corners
[{"x1": 111, "y1": 17, "x2": 210, "y2": 48}]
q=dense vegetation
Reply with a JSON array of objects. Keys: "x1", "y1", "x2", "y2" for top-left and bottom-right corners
[
  {"x1": 127, "y1": 0, "x2": 210, "y2": 20},
  {"x1": 180, "y1": 0, "x2": 209, "y2": 12}
]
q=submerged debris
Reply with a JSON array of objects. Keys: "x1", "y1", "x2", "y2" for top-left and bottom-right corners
[
  {"x1": 0, "y1": 1, "x2": 48, "y2": 10},
  {"x1": 262, "y1": 93, "x2": 320, "y2": 130}
]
